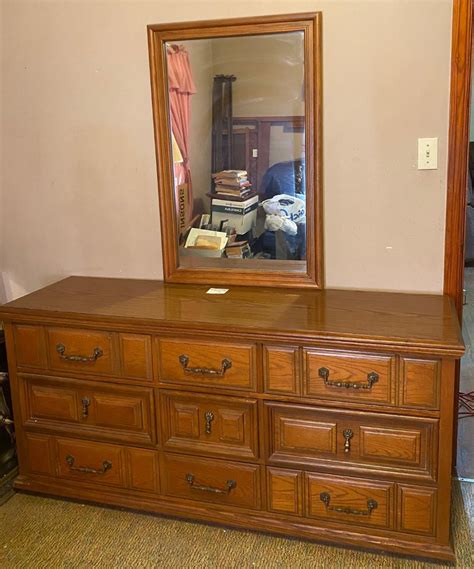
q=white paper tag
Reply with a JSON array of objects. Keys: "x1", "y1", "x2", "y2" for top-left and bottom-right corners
[{"x1": 206, "y1": 288, "x2": 229, "y2": 295}]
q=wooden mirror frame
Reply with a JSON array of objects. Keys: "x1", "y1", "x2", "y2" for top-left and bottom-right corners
[{"x1": 147, "y1": 12, "x2": 323, "y2": 289}]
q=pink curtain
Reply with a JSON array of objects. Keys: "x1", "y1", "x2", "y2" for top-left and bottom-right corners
[{"x1": 167, "y1": 46, "x2": 196, "y2": 221}]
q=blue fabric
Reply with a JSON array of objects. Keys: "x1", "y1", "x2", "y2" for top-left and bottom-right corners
[{"x1": 259, "y1": 159, "x2": 305, "y2": 199}]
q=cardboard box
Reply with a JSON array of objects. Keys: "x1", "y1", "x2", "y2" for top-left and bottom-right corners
[
  {"x1": 182, "y1": 228, "x2": 228, "y2": 258},
  {"x1": 177, "y1": 183, "x2": 190, "y2": 235},
  {"x1": 211, "y1": 195, "x2": 259, "y2": 235}
]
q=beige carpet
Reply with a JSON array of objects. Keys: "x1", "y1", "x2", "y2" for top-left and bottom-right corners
[{"x1": 0, "y1": 482, "x2": 472, "y2": 569}]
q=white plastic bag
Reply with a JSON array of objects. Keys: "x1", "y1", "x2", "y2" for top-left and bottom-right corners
[{"x1": 261, "y1": 194, "x2": 306, "y2": 235}]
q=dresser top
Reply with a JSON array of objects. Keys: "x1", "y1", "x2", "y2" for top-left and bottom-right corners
[{"x1": 0, "y1": 277, "x2": 464, "y2": 355}]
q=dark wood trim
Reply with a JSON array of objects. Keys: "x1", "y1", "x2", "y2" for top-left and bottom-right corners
[
  {"x1": 444, "y1": 0, "x2": 473, "y2": 473},
  {"x1": 444, "y1": 0, "x2": 473, "y2": 314},
  {"x1": 147, "y1": 13, "x2": 324, "y2": 289}
]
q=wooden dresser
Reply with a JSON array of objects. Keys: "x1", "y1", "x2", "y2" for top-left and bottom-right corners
[{"x1": 0, "y1": 277, "x2": 464, "y2": 560}]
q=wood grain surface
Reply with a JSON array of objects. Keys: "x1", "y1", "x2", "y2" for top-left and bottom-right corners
[{"x1": 0, "y1": 277, "x2": 464, "y2": 355}]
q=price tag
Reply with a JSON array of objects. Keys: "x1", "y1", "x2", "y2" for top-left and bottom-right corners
[{"x1": 206, "y1": 288, "x2": 229, "y2": 295}]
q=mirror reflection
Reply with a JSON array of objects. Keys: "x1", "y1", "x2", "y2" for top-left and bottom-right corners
[{"x1": 165, "y1": 31, "x2": 307, "y2": 267}]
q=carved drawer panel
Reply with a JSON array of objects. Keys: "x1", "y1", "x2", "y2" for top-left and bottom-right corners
[
  {"x1": 13, "y1": 324, "x2": 47, "y2": 369},
  {"x1": 160, "y1": 390, "x2": 258, "y2": 460},
  {"x1": 267, "y1": 467, "x2": 304, "y2": 516},
  {"x1": 303, "y1": 349, "x2": 395, "y2": 405},
  {"x1": 397, "y1": 484, "x2": 437, "y2": 536},
  {"x1": 266, "y1": 402, "x2": 438, "y2": 480},
  {"x1": 161, "y1": 453, "x2": 261, "y2": 510},
  {"x1": 158, "y1": 339, "x2": 256, "y2": 391},
  {"x1": 264, "y1": 346, "x2": 301, "y2": 395},
  {"x1": 399, "y1": 358, "x2": 440, "y2": 410},
  {"x1": 21, "y1": 375, "x2": 156, "y2": 446},
  {"x1": 306, "y1": 473, "x2": 395, "y2": 530},
  {"x1": 25, "y1": 432, "x2": 56, "y2": 477}
]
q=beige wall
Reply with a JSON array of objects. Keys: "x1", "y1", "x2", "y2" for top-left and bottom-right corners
[
  {"x1": 212, "y1": 33, "x2": 305, "y2": 118},
  {"x1": 0, "y1": 0, "x2": 452, "y2": 302},
  {"x1": 211, "y1": 33, "x2": 305, "y2": 169}
]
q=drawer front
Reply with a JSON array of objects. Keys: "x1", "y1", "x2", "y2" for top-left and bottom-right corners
[
  {"x1": 267, "y1": 467, "x2": 304, "y2": 516},
  {"x1": 47, "y1": 327, "x2": 117, "y2": 376},
  {"x1": 25, "y1": 432, "x2": 56, "y2": 477},
  {"x1": 56, "y1": 438, "x2": 125, "y2": 487},
  {"x1": 158, "y1": 339, "x2": 256, "y2": 391},
  {"x1": 24, "y1": 433, "x2": 160, "y2": 493},
  {"x1": 160, "y1": 390, "x2": 258, "y2": 460},
  {"x1": 13, "y1": 324, "x2": 47, "y2": 369},
  {"x1": 266, "y1": 402, "x2": 438, "y2": 480},
  {"x1": 304, "y1": 350, "x2": 395, "y2": 405},
  {"x1": 264, "y1": 346, "x2": 301, "y2": 395},
  {"x1": 397, "y1": 484, "x2": 437, "y2": 536},
  {"x1": 161, "y1": 453, "x2": 261, "y2": 510},
  {"x1": 21, "y1": 375, "x2": 156, "y2": 446},
  {"x1": 399, "y1": 358, "x2": 440, "y2": 410},
  {"x1": 307, "y1": 473, "x2": 395, "y2": 530}
]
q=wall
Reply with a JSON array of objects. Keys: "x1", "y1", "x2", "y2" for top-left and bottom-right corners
[
  {"x1": 0, "y1": 0, "x2": 452, "y2": 301},
  {"x1": 211, "y1": 33, "x2": 305, "y2": 169},
  {"x1": 212, "y1": 33, "x2": 304, "y2": 118}
]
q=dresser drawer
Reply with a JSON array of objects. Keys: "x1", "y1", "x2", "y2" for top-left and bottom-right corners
[
  {"x1": 160, "y1": 390, "x2": 258, "y2": 460},
  {"x1": 158, "y1": 339, "x2": 256, "y2": 391},
  {"x1": 304, "y1": 349, "x2": 395, "y2": 405},
  {"x1": 266, "y1": 402, "x2": 438, "y2": 480},
  {"x1": 24, "y1": 433, "x2": 160, "y2": 493},
  {"x1": 43, "y1": 327, "x2": 153, "y2": 382},
  {"x1": 307, "y1": 472, "x2": 395, "y2": 530},
  {"x1": 47, "y1": 327, "x2": 117, "y2": 376},
  {"x1": 21, "y1": 375, "x2": 156, "y2": 446},
  {"x1": 161, "y1": 453, "x2": 261, "y2": 510},
  {"x1": 56, "y1": 437, "x2": 126, "y2": 487}
]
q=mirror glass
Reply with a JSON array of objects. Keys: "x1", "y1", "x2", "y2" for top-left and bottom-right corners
[{"x1": 165, "y1": 31, "x2": 307, "y2": 270}]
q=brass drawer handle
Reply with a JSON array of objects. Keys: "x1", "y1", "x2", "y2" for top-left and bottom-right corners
[
  {"x1": 343, "y1": 428, "x2": 353, "y2": 453},
  {"x1": 185, "y1": 473, "x2": 236, "y2": 495},
  {"x1": 318, "y1": 367, "x2": 379, "y2": 390},
  {"x1": 320, "y1": 492, "x2": 378, "y2": 516},
  {"x1": 65, "y1": 454, "x2": 112, "y2": 475},
  {"x1": 0, "y1": 414, "x2": 14, "y2": 427},
  {"x1": 56, "y1": 343, "x2": 103, "y2": 363},
  {"x1": 179, "y1": 355, "x2": 232, "y2": 376},
  {"x1": 204, "y1": 411, "x2": 214, "y2": 434},
  {"x1": 81, "y1": 397, "x2": 91, "y2": 419}
]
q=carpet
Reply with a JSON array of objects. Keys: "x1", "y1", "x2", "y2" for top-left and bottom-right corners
[{"x1": 0, "y1": 481, "x2": 472, "y2": 568}]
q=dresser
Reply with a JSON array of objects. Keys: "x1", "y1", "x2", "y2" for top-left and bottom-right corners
[{"x1": 0, "y1": 276, "x2": 464, "y2": 560}]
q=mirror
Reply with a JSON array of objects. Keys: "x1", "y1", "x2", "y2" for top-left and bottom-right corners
[{"x1": 148, "y1": 13, "x2": 322, "y2": 288}]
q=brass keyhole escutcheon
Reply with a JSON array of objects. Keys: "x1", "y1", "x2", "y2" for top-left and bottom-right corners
[
  {"x1": 81, "y1": 397, "x2": 91, "y2": 419},
  {"x1": 343, "y1": 429, "x2": 353, "y2": 453},
  {"x1": 204, "y1": 411, "x2": 214, "y2": 434}
]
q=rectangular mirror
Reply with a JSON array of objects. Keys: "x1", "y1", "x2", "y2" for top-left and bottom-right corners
[{"x1": 148, "y1": 13, "x2": 322, "y2": 288}]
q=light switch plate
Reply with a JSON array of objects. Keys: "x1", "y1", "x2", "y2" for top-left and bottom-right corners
[{"x1": 418, "y1": 137, "x2": 438, "y2": 170}]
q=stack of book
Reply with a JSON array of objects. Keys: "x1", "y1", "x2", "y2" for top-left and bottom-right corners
[{"x1": 212, "y1": 170, "x2": 253, "y2": 200}]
